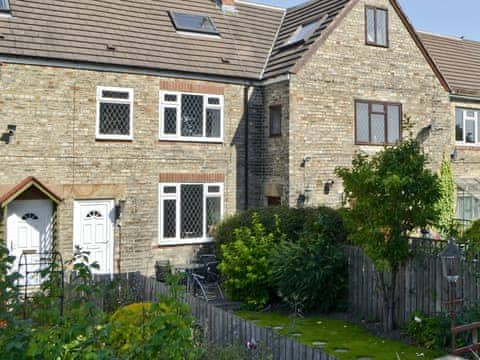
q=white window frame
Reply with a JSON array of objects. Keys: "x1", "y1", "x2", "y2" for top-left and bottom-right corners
[
  {"x1": 159, "y1": 91, "x2": 224, "y2": 142},
  {"x1": 96, "y1": 86, "x2": 134, "y2": 140},
  {"x1": 456, "y1": 108, "x2": 480, "y2": 147},
  {"x1": 158, "y1": 183, "x2": 224, "y2": 245}
]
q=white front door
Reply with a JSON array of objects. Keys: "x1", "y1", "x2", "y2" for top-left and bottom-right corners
[
  {"x1": 7, "y1": 199, "x2": 54, "y2": 285},
  {"x1": 73, "y1": 200, "x2": 115, "y2": 274}
]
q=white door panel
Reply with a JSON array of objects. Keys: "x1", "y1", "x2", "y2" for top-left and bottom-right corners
[
  {"x1": 7, "y1": 200, "x2": 54, "y2": 285},
  {"x1": 73, "y1": 200, "x2": 114, "y2": 274}
]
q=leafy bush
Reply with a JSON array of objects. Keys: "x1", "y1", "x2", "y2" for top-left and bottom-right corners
[
  {"x1": 463, "y1": 219, "x2": 480, "y2": 259},
  {"x1": 219, "y1": 214, "x2": 284, "y2": 310},
  {"x1": 270, "y1": 226, "x2": 348, "y2": 313},
  {"x1": 204, "y1": 342, "x2": 272, "y2": 360},
  {"x1": 215, "y1": 207, "x2": 346, "y2": 256},
  {"x1": 403, "y1": 312, "x2": 450, "y2": 349}
]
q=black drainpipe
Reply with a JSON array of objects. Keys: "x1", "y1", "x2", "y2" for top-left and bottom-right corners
[{"x1": 244, "y1": 85, "x2": 250, "y2": 210}]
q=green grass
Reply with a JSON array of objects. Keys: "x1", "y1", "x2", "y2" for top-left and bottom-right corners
[{"x1": 238, "y1": 311, "x2": 446, "y2": 360}]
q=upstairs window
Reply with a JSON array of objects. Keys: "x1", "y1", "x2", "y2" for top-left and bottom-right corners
[
  {"x1": 96, "y1": 87, "x2": 134, "y2": 140},
  {"x1": 0, "y1": 0, "x2": 9, "y2": 12},
  {"x1": 456, "y1": 108, "x2": 480, "y2": 145},
  {"x1": 269, "y1": 105, "x2": 282, "y2": 137},
  {"x1": 365, "y1": 6, "x2": 388, "y2": 47},
  {"x1": 169, "y1": 11, "x2": 219, "y2": 35},
  {"x1": 160, "y1": 92, "x2": 223, "y2": 142},
  {"x1": 355, "y1": 100, "x2": 401, "y2": 145}
]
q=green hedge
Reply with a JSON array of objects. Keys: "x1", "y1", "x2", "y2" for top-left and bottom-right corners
[
  {"x1": 216, "y1": 206, "x2": 348, "y2": 313},
  {"x1": 214, "y1": 206, "x2": 346, "y2": 255}
]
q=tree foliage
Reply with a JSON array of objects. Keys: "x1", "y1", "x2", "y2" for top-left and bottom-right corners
[
  {"x1": 434, "y1": 154, "x2": 456, "y2": 236},
  {"x1": 336, "y1": 139, "x2": 440, "y2": 330}
]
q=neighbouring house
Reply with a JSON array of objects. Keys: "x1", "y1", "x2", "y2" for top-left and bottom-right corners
[
  {"x1": 419, "y1": 32, "x2": 480, "y2": 224},
  {"x1": 0, "y1": 0, "x2": 474, "y2": 275}
]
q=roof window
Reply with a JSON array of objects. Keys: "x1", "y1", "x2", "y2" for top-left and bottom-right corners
[
  {"x1": 0, "y1": 0, "x2": 10, "y2": 12},
  {"x1": 169, "y1": 11, "x2": 219, "y2": 35},
  {"x1": 282, "y1": 14, "x2": 328, "y2": 48}
]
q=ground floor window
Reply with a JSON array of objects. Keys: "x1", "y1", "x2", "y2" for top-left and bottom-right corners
[{"x1": 159, "y1": 183, "x2": 223, "y2": 244}]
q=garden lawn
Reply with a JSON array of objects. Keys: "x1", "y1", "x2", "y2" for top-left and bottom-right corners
[{"x1": 238, "y1": 312, "x2": 446, "y2": 360}]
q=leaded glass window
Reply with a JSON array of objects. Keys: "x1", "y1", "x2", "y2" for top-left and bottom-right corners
[
  {"x1": 96, "y1": 87, "x2": 133, "y2": 140},
  {"x1": 160, "y1": 92, "x2": 223, "y2": 141},
  {"x1": 159, "y1": 183, "x2": 223, "y2": 243}
]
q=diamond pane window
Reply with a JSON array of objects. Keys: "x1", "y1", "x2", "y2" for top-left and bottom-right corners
[
  {"x1": 456, "y1": 108, "x2": 480, "y2": 146},
  {"x1": 206, "y1": 109, "x2": 221, "y2": 138},
  {"x1": 159, "y1": 183, "x2": 223, "y2": 244},
  {"x1": 0, "y1": 0, "x2": 9, "y2": 11},
  {"x1": 181, "y1": 95, "x2": 203, "y2": 137},
  {"x1": 206, "y1": 197, "x2": 221, "y2": 237},
  {"x1": 365, "y1": 6, "x2": 388, "y2": 47},
  {"x1": 169, "y1": 11, "x2": 218, "y2": 35},
  {"x1": 164, "y1": 108, "x2": 177, "y2": 135},
  {"x1": 355, "y1": 100, "x2": 401, "y2": 145},
  {"x1": 160, "y1": 92, "x2": 223, "y2": 141},
  {"x1": 163, "y1": 199, "x2": 177, "y2": 238},
  {"x1": 97, "y1": 87, "x2": 133, "y2": 140}
]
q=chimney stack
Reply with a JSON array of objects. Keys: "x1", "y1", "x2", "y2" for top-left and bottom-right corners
[{"x1": 221, "y1": 0, "x2": 236, "y2": 13}]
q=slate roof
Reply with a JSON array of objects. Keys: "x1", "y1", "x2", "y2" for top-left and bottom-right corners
[
  {"x1": 0, "y1": 0, "x2": 284, "y2": 80},
  {"x1": 418, "y1": 31, "x2": 480, "y2": 97}
]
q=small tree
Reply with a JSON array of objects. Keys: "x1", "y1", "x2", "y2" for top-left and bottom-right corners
[
  {"x1": 336, "y1": 140, "x2": 440, "y2": 331},
  {"x1": 434, "y1": 154, "x2": 456, "y2": 236}
]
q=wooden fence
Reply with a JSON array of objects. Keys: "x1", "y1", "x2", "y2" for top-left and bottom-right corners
[
  {"x1": 91, "y1": 273, "x2": 337, "y2": 360},
  {"x1": 347, "y1": 246, "x2": 480, "y2": 326}
]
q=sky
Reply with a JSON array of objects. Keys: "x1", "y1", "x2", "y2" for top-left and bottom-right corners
[{"x1": 249, "y1": 0, "x2": 480, "y2": 41}]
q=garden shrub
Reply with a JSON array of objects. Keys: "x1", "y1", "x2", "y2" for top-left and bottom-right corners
[
  {"x1": 219, "y1": 214, "x2": 284, "y2": 310},
  {"x1": 215, "y1": 206, "x2": 346, "y2": 256},
  {"x1": 270, "y1": 227, "x2": 348, "y2": 313},
  {"x1": 403, "y1": 312, "x2": 450, "y2": 350},
  {"x1": 463, "y1": 219, "x2": 480, "y2": 259}
]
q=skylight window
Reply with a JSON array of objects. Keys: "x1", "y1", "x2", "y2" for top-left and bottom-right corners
[
  {"x1": 0, "y1": 0, "x2": 10, "y2": 12},
  {"x1": 169, "y1": 11, "x2": 219, "y2": 35},
  {"x1": 282, "y1": 14, "x2": 328, "y2": 48}
]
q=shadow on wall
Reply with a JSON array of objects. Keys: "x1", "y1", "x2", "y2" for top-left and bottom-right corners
[{"x1": 231, "y1": 86, "x2": 265, "y2": 213}]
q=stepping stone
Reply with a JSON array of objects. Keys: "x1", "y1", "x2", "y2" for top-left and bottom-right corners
[
  {"x1": 291, "y1": 333, "x2": 302, "y2": 337},
  {"x1": 312, "y1": 341, "x2": 327, "y2": 348},
  {"x1": 357, "y1": 357, "x2": 373, "y2": 360},
  {"x1": 273, "y1": 326, "x2": 284, "y2": 331},
  {"x1": 335, "y1": 349, "x2": 349, "y2": 353}
]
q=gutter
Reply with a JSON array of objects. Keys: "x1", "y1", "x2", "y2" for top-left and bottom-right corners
[
  {"x1": 450, "y1": 93, "x2": 480, "y2": 103},
  {"x1": 244, "y1": 86, "x2": 250, "y2": 210}
]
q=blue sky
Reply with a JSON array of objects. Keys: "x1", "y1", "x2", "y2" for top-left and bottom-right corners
[{"x1": 249, "y1": 0, "x2": 480, "y2": 41}]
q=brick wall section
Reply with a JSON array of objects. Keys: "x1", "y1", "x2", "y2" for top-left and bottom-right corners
[
  {"x1": 159, "y1": 173, "x2": 225, "y2": 183},
  {"x1": 287, "y1": 0, "x2": 452, "y2": 208},
  {"x1": 0, "y1": 64, "x2": 247, "y2": 273},
  {"x1": 263, "y1": 81, "x2": 290, "y2": 206}
]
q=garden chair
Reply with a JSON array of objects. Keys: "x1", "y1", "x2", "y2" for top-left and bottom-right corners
[{"x1": 190, "y1": 254, "x2": 224, "y2": 302}]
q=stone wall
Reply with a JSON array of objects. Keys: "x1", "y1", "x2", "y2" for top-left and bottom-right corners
[
  {"x1": 0, "y1": 63, "x2": 247, "y2": 273},
  {"x1": 288, "y1": 0, "x2": 452, "y2": 208}
]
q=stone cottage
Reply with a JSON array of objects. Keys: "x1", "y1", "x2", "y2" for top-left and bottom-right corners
[{"x1": 0, "y1": 0, "x2": 473, "y2": 274}]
